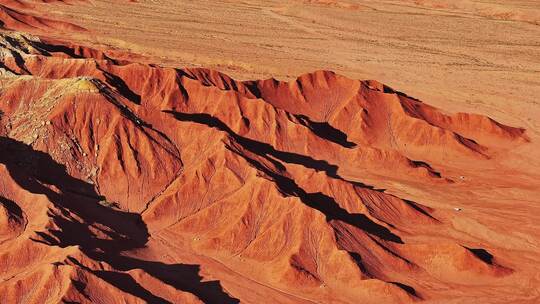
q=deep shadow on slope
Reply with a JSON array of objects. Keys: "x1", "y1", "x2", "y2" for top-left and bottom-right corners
[
  {"x1": 294, "y1": 114, "x2": 356, "y2": 148},
  {"x1": 165, "y1": 111, "x2": 341, "y2": 176},
  {"x1": 166, "y1": 110, "x2": 379, "y2": 192},
  {"x1": 0, "y1": 136, "x2": 239, "y2": 304},
  {"x1": 99, "y1": 67, "x2": 142, "y2": 105},
  {"x1": 176, "y1": 69, "x2": 357, "y2": 149},
  {"x1": 166, "y1": 111, "x2": 403, "y2": 243}
]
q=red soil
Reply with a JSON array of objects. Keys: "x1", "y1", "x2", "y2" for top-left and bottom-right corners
[{"x1": 0, "y1": 2, "x2": 539, "y2": 304}]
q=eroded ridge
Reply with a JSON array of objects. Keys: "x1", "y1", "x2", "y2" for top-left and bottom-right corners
[{"x1": 0, "y1": 27, "x2": 531, "y2": 304}]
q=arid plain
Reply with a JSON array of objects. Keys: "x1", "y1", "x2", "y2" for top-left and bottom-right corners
[{"x1": 0, "y1": 0, "x2": 539, "y2": 303}]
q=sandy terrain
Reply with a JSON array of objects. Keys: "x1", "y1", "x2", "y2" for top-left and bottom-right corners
[
  {"x1": 0, "y1": 0, "x2": 539, "y2": 303},
  {"x1": 30, "y1": 0, "x2": 540, "y2": 133}
]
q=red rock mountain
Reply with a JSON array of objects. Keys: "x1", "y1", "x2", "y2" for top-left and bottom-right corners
[{"x1": 0, "y1": 2, "x2": 538, "y2": 304}]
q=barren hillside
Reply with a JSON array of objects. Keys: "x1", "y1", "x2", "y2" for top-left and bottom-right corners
[{"x1": 0, "y1": 1, "x2": 539, "y2": 303}]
